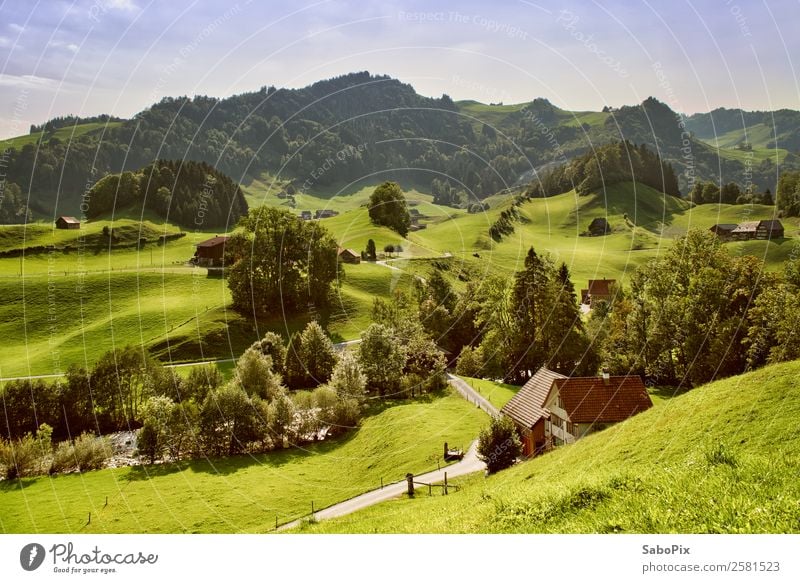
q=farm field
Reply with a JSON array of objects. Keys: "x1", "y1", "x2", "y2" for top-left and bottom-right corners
[
  {"x1": 457, "y1": 377, "x2": 519, "y2": 409},
  {"x1": 297, "y1": 359, "x2": 800, "y2": 533},
  {"x1": 0, "y1": 390, "x2": 487, "y2": 533}
]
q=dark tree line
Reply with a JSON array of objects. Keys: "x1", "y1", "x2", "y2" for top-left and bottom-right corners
[
  {"x1": 689, "y1": 180, "x2": 773, "y2": 205},
  {"x1": 526, "y1": 141, "x2": 680, "y2": 198},
  {"x1": 5, "y1": 74, "x2": 785, "y2": 221},
  {"x1": 87, "y1": 160, "x2": 248, "y2": 229}
]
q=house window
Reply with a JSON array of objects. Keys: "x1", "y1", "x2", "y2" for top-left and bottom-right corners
[
  {"x1": 556, "y1": 393, "x2": 564, "y2": 410},
  {"x1": 566, "y1": 421, "x2": 576, "y2": 436}
]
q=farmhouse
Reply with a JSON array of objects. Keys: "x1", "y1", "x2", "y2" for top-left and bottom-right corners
[
  {"x1": 580, "y1": 278, "x2": 616, "y2": 306},
  {"x1": 543, "y1": 373, "x2": 652, "y2": 447},
  {"x1": 731, "y1": 221, "x2": 759, "y2": 240},
  {"x1": 55, "y1": 216, "x2": 80, "y2": 230},
  {"x1": 587, "y1": 217, "x2": 610, "y2": 236},
  {"x1": 501, "y1": 367, "x2": 566, "y2": 457},
  {"x1": 730, "y1": 219, "x2": 785, "y2": 241},
  {"x1": 194, "y1": 235, "x2": 228, "y2": 267},
  {"x1": 756, "y1": 219, "x2": 784, "y2": 240},
  {"x1": 337, "y1": 247, "x2": 361, "y2": 264},
  {"x1": 709, "y1": 224, "x2": 737, "y2": 240},
  {"x1": 299, "y1": 210, "x2": 312, "y2": 221}
]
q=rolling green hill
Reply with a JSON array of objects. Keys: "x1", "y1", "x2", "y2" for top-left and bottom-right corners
[
  {"x1": 0, "y1": 390, "x2": 487, "y2": 533},
  {"x1": 297, "y1": 359, "x2": 800, "y2": 533},
  {"x1": 0, "y1": 121, "x2": 123, "y2": 151}
]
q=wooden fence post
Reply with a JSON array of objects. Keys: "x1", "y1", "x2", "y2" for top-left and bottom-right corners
[
  {"x1": 406, "y1": 473, "x2": 414, "y2": 497},
  {"x1": 444, "y1": 472, "x2": 448, "y2": 495}
]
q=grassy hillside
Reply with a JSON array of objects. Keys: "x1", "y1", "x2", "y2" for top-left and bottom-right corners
[
  {"x1": 0, "y1": 390, "x2": 487, "y2": 533},
  {"x1": 0, "y1": 122, "x2": 123, "y2": 151},
  {"x1": 298, "y1": 360, "x2": 800, "y2": 533}
]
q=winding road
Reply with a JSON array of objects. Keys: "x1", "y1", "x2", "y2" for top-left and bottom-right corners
[{"x1": 278, "y1": 374, "x2": 494, "y2": 531}]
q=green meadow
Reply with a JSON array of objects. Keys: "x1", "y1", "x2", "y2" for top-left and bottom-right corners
[
  {"x1": 0, "y1": 390, "x2": 486, "y2": 533},
  {"x1": 298, "y1": 360, "x2": 800, "y2": 534},
  {"x1": 0, "y1": 121, "x2": 124, "y2": 151},
  {"x1": 1, "y1": 181, "x2": 797, "y2": 377}
]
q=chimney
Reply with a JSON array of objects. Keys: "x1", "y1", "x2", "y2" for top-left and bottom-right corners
[{"x1": 602, "y1": 368, "x2": 610, "y2": 385}]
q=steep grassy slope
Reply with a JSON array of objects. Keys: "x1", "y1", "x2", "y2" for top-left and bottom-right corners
[
  {"x1": 299, "y1": 360, "x2": 800, "y2": 533},
  {"x1": 0, "y1": 390, "x2": 487, "y2": 533}
]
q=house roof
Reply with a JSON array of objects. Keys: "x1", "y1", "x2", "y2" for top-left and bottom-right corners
[
  {"x1": 552, "y1": 376, "x2": 652, "y2": 424},
  {"x1": 732, "y1": 221, "x2": 759, "y2": 233},
  {"x1": 710, "y1": 223, "x2": 737, "y2": 231},
  {"x1": 587, "y1": 279, "x2": 616, "y2": 296},
  {"x1": 196, "y1": 235, "x2": 228, "y2": 248},
  {"x1": 57, "y1": 216, "x2": 80, "y2": 224},
  {"x1": 501, "y1": 367, "x2": 566, "y2": 428},
  {"x1": 758, "y1": 219, "x2": 784, "y2": 230},
  {"x1": 337, "y1": 247, "x2": 359, "y2": 257}
]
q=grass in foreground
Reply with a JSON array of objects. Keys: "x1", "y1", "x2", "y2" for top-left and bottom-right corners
[
  {"x1": 298, "y1": 360, "x2": 800, "y2": 533},
  {"x1": 0, "y1": 390, "x2": 487, "y2": 533}
]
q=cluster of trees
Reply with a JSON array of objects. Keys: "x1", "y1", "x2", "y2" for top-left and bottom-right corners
[
  {"x1": 777, "y1": 171, "x2": 800, "y2": 216},
  {"x1": 526, "y1": 141, "x2": 680, "y2": 198},
  {"x1": 1, "y1": 314, "x2": 452, "y2": 474},
  {"x1": 0, "y1": 182, "x2": 32, "y2": 224},
  {"x1": 225, "y1": 206, "x2": 341, "y2": 316},
  {"x1": 0, "y1": 427, "x2": 111, "y2": 480},
  {"x1": 367, "y1": 181, "x2": 411, "y2": 236},
  {"x1": 453, "y1": 249, "x2": 597, "y2": 384},
  {"x1": 488, "y1": 196, "x2": 525, "y2": 242},
  {"x1": 29, "y1": 114, "x2": 125, "y2": 134},
  {"x1": 431, "y1": 178, "x2": 466, "y2": 207},
  {"x1": 87, "y1": 160, "x2": 248, "y2": 229},
  {"x1": 689, "y1": 180, "x2": 773, "y2": 205},
  {"x1": 584, "y1": 230, "x2": 800, "y2": 386}
]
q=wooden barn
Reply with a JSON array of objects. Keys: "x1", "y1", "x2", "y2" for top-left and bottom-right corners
[
  {"x1": 756, "y1": 219, "x2": 784, "y2": 240},
  {"x1": 55, "y1": 216, "x2": 80, "y2": 230},
  {"x1": 709, "y1": 224, "x2": 737, "y2": 241},
  {"x1": 501, "y1": 367, "x2": 566, "y2": 457},
  {"x1": 731, "y1": 221, "x2": 759, "y2": 240},
  {"x1": 337, "y1": 247, "x2": 361, "y2": 264},
  {"x1": 194, "y1": 235, "x2": 228, "y2": 267}
]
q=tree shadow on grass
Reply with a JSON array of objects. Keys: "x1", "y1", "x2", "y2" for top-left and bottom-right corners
[
  {"x1": 648, "y1": 384, "x2": 691, "y2": 401},
  {"x1": 0, "y1": 477, "x2": 38, "y2": 491},
  {"x1": 122, "y1": 430, "x2": 362, "y2": 482}
]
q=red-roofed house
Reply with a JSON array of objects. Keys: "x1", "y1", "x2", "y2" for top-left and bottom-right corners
[
  {"x1": 543, "y1": 373, "x2": 652, "y2": 447},
  {"x1": 580, "y1": 278, "x2": 617, "y2": 306},
  {"x1": 501, "y1": 367, "x2": 566, "y2": 457},
  {"x1": 194, "y1": 235, "x2": 228, "y2": 267}
]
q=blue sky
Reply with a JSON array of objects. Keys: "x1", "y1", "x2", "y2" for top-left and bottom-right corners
[{"x1": 1, "y1": 0, "x2": 798, "y2": 138}]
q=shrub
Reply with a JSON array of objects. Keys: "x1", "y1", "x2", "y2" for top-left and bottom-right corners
[
  {"x1": 0, "y1": 434, "x2": 42, "y2": 479},
  {"x1": 50, "y1": 441, "x2": 78, "y2": 474},
  {"x1": 477, "y1": 416, "x2": 522, "y2": 474},
  {"x1": 71, "y1": 433, "x2": 112, "y2": 472}
]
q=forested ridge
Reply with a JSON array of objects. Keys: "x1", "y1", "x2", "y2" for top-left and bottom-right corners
[{"x1": 2, "y1": 72, "x2": 798, "y2": 218}]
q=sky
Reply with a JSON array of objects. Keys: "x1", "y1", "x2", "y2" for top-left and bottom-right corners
[{"x1": 1, "y1": 0, "x2": 799, "y2": 138}]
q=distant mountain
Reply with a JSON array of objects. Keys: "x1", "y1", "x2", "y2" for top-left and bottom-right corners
[
  {"x1": 1, "y1": 71, "x2": 798, "y2": 218},
  {"x1": 685, "y1": 107, "x2": 800, "y2": 151}
]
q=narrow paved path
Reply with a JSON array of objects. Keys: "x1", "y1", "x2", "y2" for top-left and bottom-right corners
[
  {"x1": 446, "y1": 373, "x2": 500, "y2": 418},
  {"x1": 279, "y1": 374, "x2": 494, "y2": 531},
  {"x1": 279, "y1": 440, "x2": 485, "y2": 531}
]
